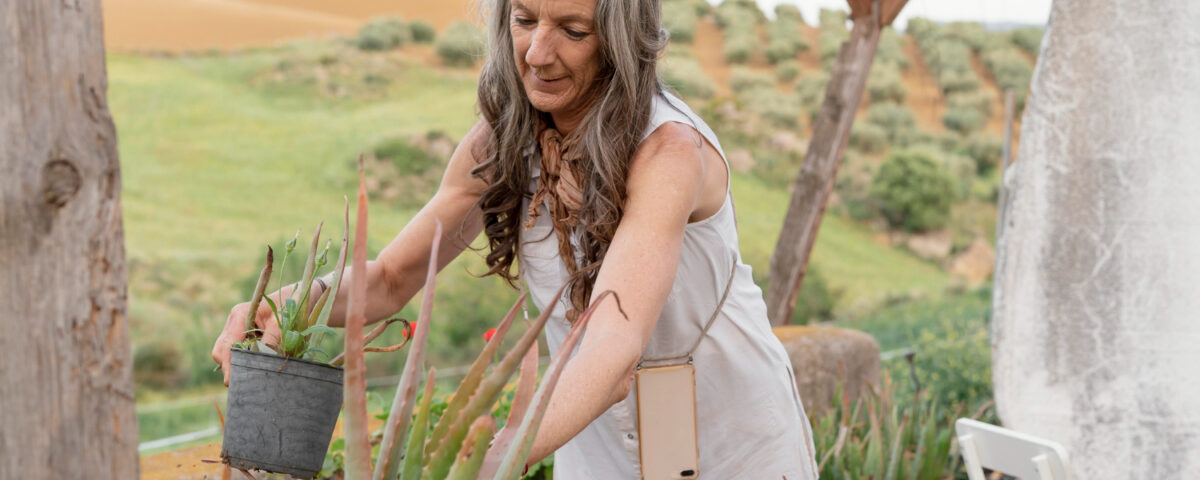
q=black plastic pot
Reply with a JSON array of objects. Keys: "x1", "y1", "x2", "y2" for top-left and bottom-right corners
[{"x1": 221, "y1": 348, "x2": 343, "y2": 479}]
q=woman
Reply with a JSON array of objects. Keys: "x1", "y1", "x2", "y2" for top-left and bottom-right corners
[{"x1": 213, "y1": 0, "x2": 818, "y2": 477}]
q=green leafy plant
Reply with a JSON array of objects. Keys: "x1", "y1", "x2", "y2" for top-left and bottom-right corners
[
  {"x1": 870, "y1": 150, "x2": 957, "y2": 232},
  {"x1": 436, "y1": 22, "x2": 486, "y2": 67}
]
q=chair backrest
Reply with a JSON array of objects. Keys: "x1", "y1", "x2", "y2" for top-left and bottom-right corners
[{"x1": 955, "y1": 418, "x2": 1071, "y2": 480}]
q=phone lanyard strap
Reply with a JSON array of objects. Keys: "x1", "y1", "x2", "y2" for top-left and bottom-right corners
[{"x1": 638, "y1": 251, "x2": 739, "y2": 369}]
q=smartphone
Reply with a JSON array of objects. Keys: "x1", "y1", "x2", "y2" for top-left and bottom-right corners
[{"x1": 635, "y1": 363, "x2": 699, "y2": 480}]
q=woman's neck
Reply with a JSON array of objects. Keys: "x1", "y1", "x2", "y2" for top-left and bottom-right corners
[{"x1": 550, "y1": 111, "x2": 584, "y2": 136}]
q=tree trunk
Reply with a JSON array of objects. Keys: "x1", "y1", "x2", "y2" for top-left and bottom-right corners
[
  {"x1": 0, "y1": 0, "x2": 139, "y2": 477},
  {"x1": 764, "y1": 0, "x2": 906, "y2": 326}
]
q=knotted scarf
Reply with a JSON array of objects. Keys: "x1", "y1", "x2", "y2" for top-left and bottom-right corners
[{"x1": 525, "y1": 121, "x2": 590, "y2": 322}]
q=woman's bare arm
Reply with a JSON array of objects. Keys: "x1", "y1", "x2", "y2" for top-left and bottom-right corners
[
  {"x1": 211, "y1": 120, "x2": 492, "y2": 384},
  {"x1": 524, "y1": 122, "x2": 716, "y2": 464}
]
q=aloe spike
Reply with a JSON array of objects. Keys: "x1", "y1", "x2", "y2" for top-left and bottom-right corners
[
  {"x1": 478, "y1": 341, "x2": 538, "y2": 479},
  {"x1": 424, "y1": 283, "x2": 568, "y2": 479},
  {"x1": 492, "y1": 290, "x2": 624, "y2": 480},
  {"x1": 244, "y1": 246, "x2": 274, "y2": 334},
  {"x1": 329, "y1": 318, "x2": 409, "y2": 366},
  {"x1": 424, "y1": 293, "x2": 526, "y2": 456},
  {"x1": 401, "y1": 368, "x2": 437, "y2": 480},
  {"x1": 373, "y1": 221, "x2": 443, "y2": 480},
  {"x1": 295, "y1": 221, "x2": 324, "y2": 323},
  {"x1": 445, "y1": 416, "x2": 495, "y2": 480},
  {"x1": 343, "y1": 156, "x2": 373, "y2": 479},
  {"x1": 310, "y1": 199, "x2": 350, "y2": 348}
]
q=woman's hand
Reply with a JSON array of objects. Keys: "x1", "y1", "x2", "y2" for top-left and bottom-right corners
[{"x1": 211, "y1": 299, "x2": 282, "y2": 386}]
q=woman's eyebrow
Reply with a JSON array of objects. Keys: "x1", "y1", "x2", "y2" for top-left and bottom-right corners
[{"x1": 510, "y1": 1, "x2": 594, "y2": 25}]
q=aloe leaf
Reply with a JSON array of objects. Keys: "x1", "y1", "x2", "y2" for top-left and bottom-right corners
[
  {"x1": 328, "y1": 318, "x2": 409, "y2": 366},
  {"x1": 491, "y1": 290, "x2": 624, "y2": 480},
  {"x1": 372, "y1": 221, "x2": 443, "y2": 480},
  {"x1": 401, "y1": 368, "x2": 437, "y2": 480},
  {"x1": 300, "y1": 324, "x2": 337, "y2": 338},
  {"x1": 424, "y1": 293, "x2": 526, "y2": 458},
  {"x1": 244, "y1": 246, "x2": 274, "y2": 333},
  {"x1": 424, "y1": 283, "x2": 568, "y2": 479},
  {"x1": 302, "y1": 286, "x2": 331, "y2": 336},
  {"x1": 343, "y1": 156, "x2": 374, "y2": 479},
  {"x1": 310, "y1": 199, "x2": 351, "y2": 348},
  {"x1": 445, "y1": 416, "x2": 495, "y2": 480},
  {"x1": 478, "y1": 341, "x2": 538, "y2": 479},
  {"x1": 295, "y1": 221, "x2": 324, "y2": 323}
]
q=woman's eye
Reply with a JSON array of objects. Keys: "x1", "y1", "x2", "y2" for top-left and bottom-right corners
[
  {"x1": 564, "y1": 28, "x2": 588, "y2": 40},
  {"x1": 513, "y1": 16, "x2": 535, "y2": 26}
]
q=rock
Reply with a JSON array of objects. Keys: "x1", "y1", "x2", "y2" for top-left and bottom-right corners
[
  {"x1": 949, "y1": 237, "x2": 995, "y2": 286},
  {"x1": 773, "y1": 325, "x2": 880, "y2": 415},
  {"x1": 727, "y1": 148, "x2": 755, "y2": 173},
  {"x1": 905, "y1": 229, "x2": 952, "y2": 260}
]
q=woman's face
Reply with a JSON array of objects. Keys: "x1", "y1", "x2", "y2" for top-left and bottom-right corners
[{"x1": 510, "y1": 0, "x2": 603, "y2": 127}]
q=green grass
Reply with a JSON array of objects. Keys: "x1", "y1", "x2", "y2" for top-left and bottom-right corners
[{"x1": 110, "y1": 39, "x2": 951, "y2": 399}]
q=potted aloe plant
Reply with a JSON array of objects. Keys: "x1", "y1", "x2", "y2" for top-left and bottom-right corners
[{"x1": 223, "y1": 163, "x2": 623, "y2": 479}]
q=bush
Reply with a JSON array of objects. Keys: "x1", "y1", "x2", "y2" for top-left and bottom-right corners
[
  {"x1": 774, "y1": 60, "x2": 800, "y2": 83},
  {"x1": 134, "y1": 340, "x2": 188, "y2": 389},
  {"x1": 409, "y1": 20, "x2": 436, "y2": 44},
  {"x1": 938, "y1": 70, "x2": 981, "y2": 95},
  {"x1": 715, "y1": 0, "x2": 764, "y2": 29},
  {"x1": 982, "y1": 47, "x2": 1033, "y2": 93},
  {"x1": 866, "y1": 103, "x2": 918, "y2": 144},
  {"x1": 941, "y1": 22, "x2": 987, "y2": 51},
  {"x1": 790, "y1": 267, "x2": 839, "y2": 323},
  {"x1": 765, "y1": 38, "x2": 799, "y2": 64},
  {"x1": 875, "y1": 27, "x2": 910, "y2": 70},
  {"x1": 373, "y1": 137, "x2": 438, "y2": 175},
  {"x1": 795, "y1": 73, "x2": 829, "y2": 120},
  {"x1": 961, "y1": 134, "x2": 1004, "y2": 174},
  {"x1": 945, "y1": 90, "x2": 994, "y2": 118},
  {"x1": 722, "y1": 32, "x2": 757, "y2": 64},
  {"x1": 659, "y1": 56, "x2": 717, "y2": 99},
  {"x1": 766, "y1": 18, "x2": 807, "y2": 64},
  {"x1": 850, "y1": 122, "x2": 888, "y2": 153},
  {"x1": 867, "y1": 64, "x2": 907, "y2": 104},
  {"x1": 1011, "y1": 27, "x2": 1044, "y2": 55},
  {"x1": 774, "y1": 4, "x2": 805, "y2": 24},
  {"x1": 662, "y1": 2, "x2": 698, "y2": 43},
  {"x1": 356, "y1": 17, "x2": 411, "y2": 51},
  {"x1": 729, "y1": 67, "x2": 774, "y2": 91},
  {"x1": 436, "y1": 21, "x2": 485, "y2": 67},
  {"x1": 740, "y1": 88, "x2": 802, "y2": 128},
  {"x1": 942, "y1": 106, "x2": 987, "y2": 134},
  {"x1": 870, "y1": 150, "x2": 957, "y2": 232}
]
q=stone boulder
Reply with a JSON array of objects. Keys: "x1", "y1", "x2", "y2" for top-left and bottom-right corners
[{"x1": 773, "y1": 325, "x2": 880, "y2": 415}]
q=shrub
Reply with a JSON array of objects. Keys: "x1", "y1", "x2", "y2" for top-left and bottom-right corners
[
  {"x1": 866, "y1": 103, "x2": 918, "y2": 144},
  {"x1": 938, "y1": 70, "x2": 981, "y2": 95},
  {"x1": 775, "y1": 60, "x2": 800, "y2": 83},
  {"x1": 942, "y1": 106, "x2": 987, "y2": 134},
  {"x1": 795, "y1": 73, "x2": 830, "y2": 120},
  {"x1": 961, "y1": 134, "x2": 1004, "y2": 174},
  {"x1": 766, "y1": 38, "x2": 799, "y2": 65},
  {"x1": 662, "y1": 1, "x2": 698, "y2": 43},
  {"x1": 875, "y1": 27, "x2": 910, "y2": 70},
  {"x1": 436, "y1": 21, "x2": 485, "y2": 67},
  {"x1": 740, "y1": 88, "x2": 802, "y2": 128},
  {"x1": 373, "y1": 137, "x2": 438, "y2": 175},
  {"x1": 790, "y1": 267, "x2": 839, "y2": 323},
  {"x1": 134, "y1": 340, "x2": 187, "y2": 389},
  {"x1": 982, "y1": 47, "x2": 1033, "y2": 93},
  {"x1": 409, "y1": 20, "x2": 436, "y2": 44},
  {"x1": 818, "y1": 8, "x2": 847, "y2": 27},
  {"x1": 867, "y1": 64, "x2": 907, "y2": 104},
  {"x1": 941, "y1": 22, "x2": 987, "y2": 51},
  {"x1": 1011, "y1": 26, "x2": 1045, "y2": 55},
  {"x1": 945, "y1": 90, "x2": 994, "y2": 118},
  {"x1": 850, "y1": 122, "x2": 888, "y2": 153},
  {"x1": 870, "y1": 150, "x2": 957, "y2": 232},
  {"x1": 766, "y1": 18, "x2": 807, "y2": 64},
  {"x1": 659, "y1": 56, "x2": 717, "y2": 99},
  {"x1": 356, "y1": 17, "x2": 411, "y2": 51},
  {"x1": 729, "y1": 67, "x2": 774, "y2": 91},
  {"x1": 722, "y1": 31, "x2": 757, "y2": 64},
  {"x1": 714, "y1": 0, "x2": 763, "y2": 30},
  {"x1": 775, "y1": 4, "x2": 805, "y2": 24}
]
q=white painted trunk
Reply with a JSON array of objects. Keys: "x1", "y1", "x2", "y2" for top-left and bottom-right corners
[{"x1": 991, "y1": 1, "x2": 1200, "y2": 478}]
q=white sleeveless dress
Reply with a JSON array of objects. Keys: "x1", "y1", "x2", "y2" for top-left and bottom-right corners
[{"x1": 520, "y1": 90, "x2": 819, "y2": 479}]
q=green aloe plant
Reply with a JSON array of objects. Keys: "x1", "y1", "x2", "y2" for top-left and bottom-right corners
[{"x1": 311, "y1": 155, "x2": 627, "y2": 480}]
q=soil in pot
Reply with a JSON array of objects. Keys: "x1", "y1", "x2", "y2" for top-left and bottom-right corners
[{"x1": 221, "y1": 348, "x2": 343, "y2": 479}]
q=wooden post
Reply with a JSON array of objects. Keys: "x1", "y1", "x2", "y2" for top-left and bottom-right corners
[
  {"x1": 764, "y1": 0, "x2": 908, "y2": 326},
  {"x1": 0, "y1": 0, "x2": 139, "y2": 477}
]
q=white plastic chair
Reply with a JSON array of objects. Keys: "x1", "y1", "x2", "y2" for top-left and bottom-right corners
[{"x1": 955, "y1": 418, "x2": 1071, "y2": 480}]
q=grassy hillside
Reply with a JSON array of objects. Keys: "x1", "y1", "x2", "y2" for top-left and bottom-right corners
[{"x1": 111, "y1": 37, "x2": 953, "y2": 395}]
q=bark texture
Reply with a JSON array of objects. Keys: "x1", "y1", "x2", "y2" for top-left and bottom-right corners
[
  {"x1": 992, "y1": 1, "x2": 1200, "y2": 477},
  {"x1": 0, "y1": 0, "x2": 139, "y2": 477}
]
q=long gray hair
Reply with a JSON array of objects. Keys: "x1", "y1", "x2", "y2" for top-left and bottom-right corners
[{"x1": 471, "y1": 0, "x2": 668, "y2": 319}]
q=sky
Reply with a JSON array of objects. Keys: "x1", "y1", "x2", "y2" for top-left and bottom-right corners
[{"x1": 743, "y1": 0, "x2": 1054, "y2": 29}]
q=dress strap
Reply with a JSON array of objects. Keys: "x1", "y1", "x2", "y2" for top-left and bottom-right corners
[{"x1": 638, "y1": 251, "x2": 739, "y2": 368}]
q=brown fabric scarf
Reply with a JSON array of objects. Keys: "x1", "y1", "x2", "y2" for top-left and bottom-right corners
[{"x1": 525, "y1": 121, "x2": 589, "y2": 322}]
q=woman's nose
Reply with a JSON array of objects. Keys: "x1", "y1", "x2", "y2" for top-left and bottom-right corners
[{"x1": 525, "y1": 26, "x2": 556, "y2": 68}]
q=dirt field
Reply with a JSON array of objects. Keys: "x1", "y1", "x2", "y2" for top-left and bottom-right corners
[{"x1": 103, "y1": 0, "x2": 475, "y2": 52}]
